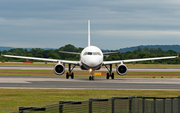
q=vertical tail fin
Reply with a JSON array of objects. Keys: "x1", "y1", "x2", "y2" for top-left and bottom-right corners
[{"x1": 88, "y1": 20, "x2": 90, "y2": 46}]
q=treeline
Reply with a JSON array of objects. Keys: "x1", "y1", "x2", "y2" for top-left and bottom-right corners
[
  {"x1": 0, "y1": 45, "x2": 179, "y2": 64},
  {"x1": 0, "y1": 44, "x2": 83, "y2": 62},
  {"x1": 118, "y1": 45, "x2": 180, "y2": 53},
  {"x1": 108, "y1": 47, "x2": 180, "y2": 64}
]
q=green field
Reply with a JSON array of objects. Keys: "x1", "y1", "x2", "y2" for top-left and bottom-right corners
[
  {"x1": 0, "y1": 63, "x2": 180, "y2": 78},
  {"x1": 0, "y1": 63, "x2": 180, "y2": 112},
  {"x1": 1, "y1": 89, "x2": 180, "y2": 112},
  {"x1": 0, "y1": 70, "x2": 180, "y2": 78}
]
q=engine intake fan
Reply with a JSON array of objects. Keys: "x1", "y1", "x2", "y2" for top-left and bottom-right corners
[
  {"x1": 54, "y1": 64, "x2": 65, "y2": 75},
  {"x1": 117, "y1": 64, "x2": 128, "y2": 75}
]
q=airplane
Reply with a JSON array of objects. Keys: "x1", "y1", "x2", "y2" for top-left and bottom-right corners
[{"x1": 1, "y1": 20, "x2": 179, "y2": 80}]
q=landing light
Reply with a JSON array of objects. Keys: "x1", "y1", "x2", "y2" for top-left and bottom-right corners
[{"x1": 89, "y1": 68, "x2": 92, "y2": 72}]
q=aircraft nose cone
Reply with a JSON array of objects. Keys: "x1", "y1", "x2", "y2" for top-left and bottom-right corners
[{"x1": 87, "y1": 59, "x2": 100, "y2": 67}]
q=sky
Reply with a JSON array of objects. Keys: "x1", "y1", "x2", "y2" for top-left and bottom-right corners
[{"x1": 1, "y1": 0, "x2": 180, "y2": 50}]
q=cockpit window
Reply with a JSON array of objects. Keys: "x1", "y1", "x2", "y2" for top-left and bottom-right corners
[
  {"x1": 93, "y1": 52, "x2": 101, "y2": 55},
  {"x1": 93, "y1": 52, "x2": 98, "y2": 55},
  {"x1": 88, "y1": 52, "x2": 92, "y2": 55},
  {"x1": 83, "y1": 52, "x2": 101, "y2": 56},
  {"x1": 97, "y1": 52, "x2": 101, "y2": 55},
  {"x1": 83, "y1": 52, "x2": 87, "y2": 55}
]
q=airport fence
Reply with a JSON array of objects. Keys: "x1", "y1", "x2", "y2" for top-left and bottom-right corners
[{"x1": 11, "y1": 96, "x2": 180, "y2": 113}]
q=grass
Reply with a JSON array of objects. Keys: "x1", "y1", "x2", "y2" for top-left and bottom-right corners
[
  {"x1": 0, "y1": 70, "x2": 180, "y2": 78},
  {"x1": 1, "y1": 89, "x2": 180, "y2": 112},
  {"x1": 0, "y1": 62, "x2": 180, "y2": 78},
  {"x1": 0, "y1": 63, "x2": 180, "y2": 112}
]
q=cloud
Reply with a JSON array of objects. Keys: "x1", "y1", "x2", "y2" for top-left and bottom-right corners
[
  {"x1": 94, "y1": 30, "x2": 180, "y2": 37},
  {"x1": 0, "y1": 0, "x2": 180, "y2": 49}
]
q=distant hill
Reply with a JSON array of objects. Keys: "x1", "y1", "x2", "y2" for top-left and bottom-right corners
[
  {"x1": 0, "y1": 46, "x2": 14, "y2": 51},
  {"x1": 0, "y1": 46, "x2": 57, "y2": 51},
  {"x1": 1, "y1": 45, "x2": 180, "y2": 53},
  {"x1": 118, "y1": 45, "x2": 180, "y2": 53}
]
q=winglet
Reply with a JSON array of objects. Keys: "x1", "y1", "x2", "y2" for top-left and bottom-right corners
[
  {"x1": 177, "y1": 54, "x2": 179, "y2": 58},
  {"x1": 1, "y1": 53, "x2": 3, "y2": 56}
]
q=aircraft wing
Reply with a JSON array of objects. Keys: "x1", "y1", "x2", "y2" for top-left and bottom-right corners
[
  {"x1": 1, "y1": 54, "x2": 79, "y2": 65},
  {"x1": 103, "y1": 55, "x2": 178, "y2": 65}
]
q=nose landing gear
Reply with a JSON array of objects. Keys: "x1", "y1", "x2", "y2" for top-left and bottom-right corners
[
  {"x1": 89, "y1": 76, "x2": 94, "y2": 80},
  {"x1": 89, "y1": 70, "x2": 94, "y2": 81}
]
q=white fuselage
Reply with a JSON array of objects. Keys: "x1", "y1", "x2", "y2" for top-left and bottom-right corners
[{"x1": 80, "y1": 46, "x2": 103, "y2": 70}]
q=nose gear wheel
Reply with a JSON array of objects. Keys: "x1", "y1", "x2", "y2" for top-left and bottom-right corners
[{"x1": 89, "y1": 71, "x2": 94, "y2": 81}]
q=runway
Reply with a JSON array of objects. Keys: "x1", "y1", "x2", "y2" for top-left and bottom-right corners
[
  {"x1": 0, "y1": 66, "x2": 180, "y2": 72},
  {"x1": 0, "y1": 66, "x2": 180, "y2": 90},
  {"x1": 0, "y1": 76, "x2": 180, "y2": 90}
]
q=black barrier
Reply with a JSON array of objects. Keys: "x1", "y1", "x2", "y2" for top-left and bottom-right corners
[
  {"x1": 19, "y1": 107, "x2": 46, "y2": 113},
  {"x1": 59, "y1": 101, "x2": 84, "y2": 113},
  {"x1": 11, "y1": 96, "x2": 180, "y2": 113}
]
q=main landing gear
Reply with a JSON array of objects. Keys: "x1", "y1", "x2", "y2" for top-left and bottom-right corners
[
  {"x1": 105, "y1": 64, "x2": 114, "y2": 79},
  {"x1": 66, "y1": 64, "x2": 76, "y2": 79},
  {"x1": 66, "y1": 72, "x2": 74, "y2": 79}
]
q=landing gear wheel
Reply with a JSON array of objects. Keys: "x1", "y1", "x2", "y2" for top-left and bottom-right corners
[
  {"x1": 89, "y1": 76, "x2": 94, "y2": 81},
  {"x1": 66, "y1": 72, "x2": 69, "y2": 79},
  {"x1": 71, "y1": 72, "x2": 74, "y2": 79},
  {"x1": 89, "y1": 76, "x2": 92, "y2": 80},
  {"x1": 106, "y1": 73, "x2": 109, "y2": 79},
  {"x1": 111, "y1": 73, "x2": 114, "y2": 79},
  {"x1": 105, "y1": 64, "x2": 115, "y2": 80},
  {"x1": 66, "y1": 64, "x2": 76, "y2": 80},
  {"x1": 92, "y1": 76, "x2": 94, "y2": 81}
]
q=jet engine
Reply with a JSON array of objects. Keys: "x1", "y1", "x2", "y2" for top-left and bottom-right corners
[
  {"x1": 117, "y1": 64, "x2": 128, "y2": 76},
  {"x1": 54, "y1": 64, "x2": 65, "y2": 75}
]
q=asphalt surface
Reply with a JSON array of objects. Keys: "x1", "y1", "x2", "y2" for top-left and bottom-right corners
[
  {"x1": 0, "y1": 76, "x2": 180, "y2": 90},
  {"x1": 0, "y1": 66, "x2": 180, "y2": 90}
]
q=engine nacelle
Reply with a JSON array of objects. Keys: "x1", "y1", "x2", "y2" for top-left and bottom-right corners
[
  {"x1": 54, "y1": 64, "x2": 65, "y2": 75},
  {"x1": 117, "y1": 64, "x2": 128, "y2": 76}
]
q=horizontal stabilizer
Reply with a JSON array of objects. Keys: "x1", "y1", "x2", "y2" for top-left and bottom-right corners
[{"x1": 59, "y1": 51, "x2": 80, "y2": 55}]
